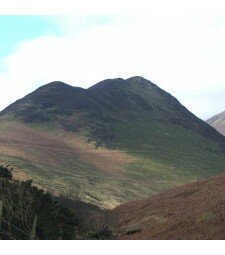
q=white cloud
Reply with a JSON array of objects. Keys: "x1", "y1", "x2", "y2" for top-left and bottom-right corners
[
  {"x1": 1, "y1": 0, "x2": 225, "y2": 15},
  {"x1": 1, "y1": 14, "x2": 225, "y2": 120}
]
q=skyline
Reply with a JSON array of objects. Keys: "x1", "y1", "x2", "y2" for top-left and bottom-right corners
[{"x1": 0, "y1": 14, "x2": 225, "y2": 119}]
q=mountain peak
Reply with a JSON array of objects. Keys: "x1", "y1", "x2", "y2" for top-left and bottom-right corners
[
  {"x1": 45, "y1": 81, "x2": 69, "y2": 86},
  {"x1": 88, "y1": 76, "x2": 156, "y2": 92},
  {"x1": 36, "y1": 81, "x2": 73, "y2": 91},
  {"x1": 126, "y1": 76, "x2": 156, "y2": 88},
  {"x1": 88, "y1": 78, "x2": 126, "y2": 91},
  {"x1": 126, "y1": 76, "x2": 151, "y2": 82}
]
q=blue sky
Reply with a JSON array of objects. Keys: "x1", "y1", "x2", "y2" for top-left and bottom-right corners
[
  {"x1": 0, "y1": 15, "x2": 114, "y2": 61},
  {"x1": 0, "y1": 16, "x2": 60, "y2": 60},
  {"x1": 0, "y1": 14, "x2": 225, "y2": 119}
]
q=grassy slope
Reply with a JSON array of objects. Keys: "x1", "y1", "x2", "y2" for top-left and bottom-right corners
[
  {"x1": 1, "y1": 77, "x2": 225, "y2": 208},
  {"x1": 87, "y1": 77, "x2": 225, "y2": 191},
  {"x1": 112, "y1": 173, "x2": 225, "y2": 240},
  {"x1": 0, "y1": 120, "x2": 148, "y2": 208}
]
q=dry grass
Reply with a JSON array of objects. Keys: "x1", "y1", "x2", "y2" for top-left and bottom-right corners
[
  {"x1": 112, "y1": 173, "x2": 225, "y2": 240},
  {"x1": 58, "y1": 131, "x2": 136, "y2": 175},
  {"x1": 0, "y1": 120, "x2": 135, "y2": 173},
  {"x1": 0, "y1": 159, "x2": 47, "y2": 193},
  {"x1": 0, "y1": 120, "x2": 139, "y2": 208},
  {"x1": 0, "y1": 120, "x2": 75, "y2": 166}
]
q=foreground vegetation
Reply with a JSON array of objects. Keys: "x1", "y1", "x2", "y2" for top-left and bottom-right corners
[{"x1": 0, "y1": 165, "x2": 113, "y2": 240}]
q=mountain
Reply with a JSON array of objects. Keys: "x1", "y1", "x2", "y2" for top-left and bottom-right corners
[
  {"x1": 1, "y1": 76, "x2": 225, "y2": 208},
  {"x1": 112, "y1": 173, "x2": 225, "y2": 240},
  {"x1": 207, "y1": 111, "x2": 225, "y2": 136}
]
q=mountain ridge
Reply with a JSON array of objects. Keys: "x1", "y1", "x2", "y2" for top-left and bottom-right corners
[
  {"x1": 1, "y1": 76, "x2": 224, "y2": 146},
  {"x1": 1, "y1": 76, "x2": 225, "y2": 207}
]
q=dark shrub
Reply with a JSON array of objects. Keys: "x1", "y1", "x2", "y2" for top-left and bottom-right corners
[{"x1": 0, "y1": 165, "x2": 12, "y2": 180}]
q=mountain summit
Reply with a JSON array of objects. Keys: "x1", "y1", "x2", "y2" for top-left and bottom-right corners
[
  {"x1": 1, "y1": 77, "x2": 223, "y2": 146},
  {"x1": 1, "y1": 76, "x2": 225, "y2": 207}
]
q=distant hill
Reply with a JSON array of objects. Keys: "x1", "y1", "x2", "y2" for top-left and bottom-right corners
[
  {"x1": 207, "y1": 111, "x2": 225, "y2": 136},
  {"x1": 112, "y1": 173, "x2": 225, "y2": 240},
  {"x1": 1, "y1": 76, "x2": 225, "y2": 208}
]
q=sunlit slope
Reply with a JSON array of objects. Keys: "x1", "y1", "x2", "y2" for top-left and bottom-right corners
[
  {"x1": 0, "y1": 120, "x2": 141, "y2": 208},
  {"x1": 1, "y1": 77, "x2": 225, "y2": 208}
]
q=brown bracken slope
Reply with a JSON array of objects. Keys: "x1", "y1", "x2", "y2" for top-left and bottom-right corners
[{"x1": 112, "y1": 173, "x2": 225, "y2": 239}]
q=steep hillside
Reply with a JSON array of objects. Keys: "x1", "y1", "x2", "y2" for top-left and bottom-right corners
[
  {"x1": 207, "y1": 111, "x2": 225, "y2": 136},
  {"x1": 112, "y1": 173, "x2": 225, "y2": 240},
  {"x1": 1, "y1": 76, "x2": 225, "y2": 208}
]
